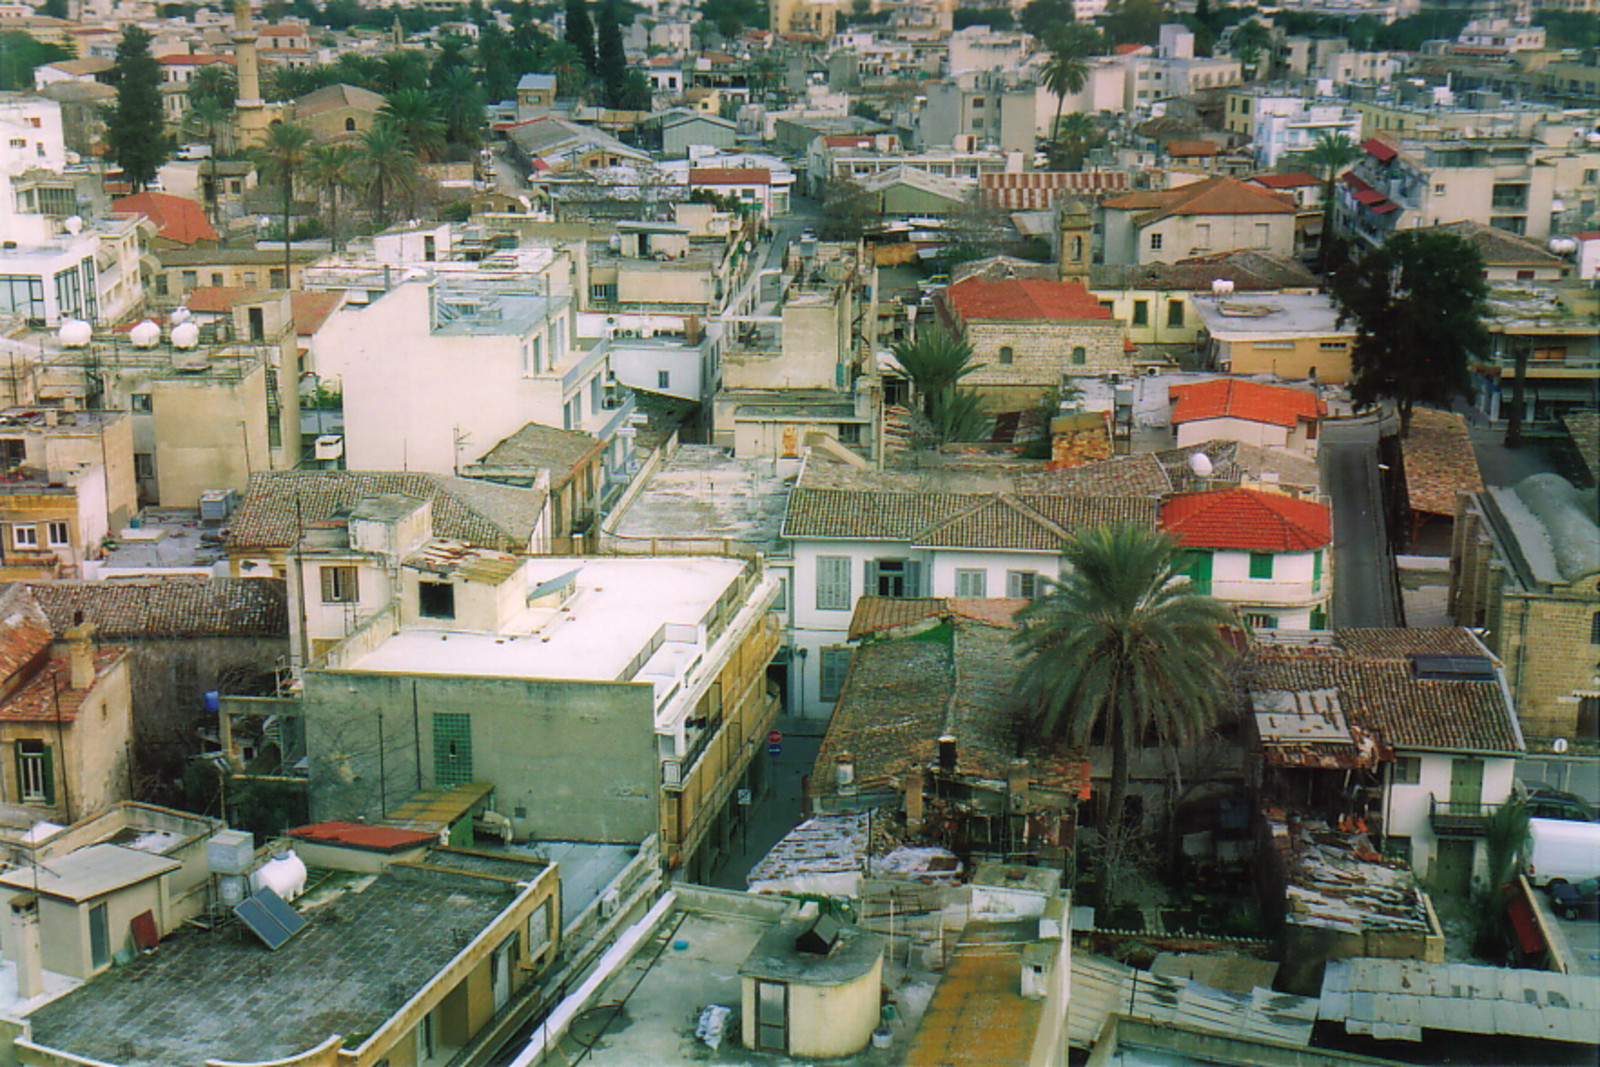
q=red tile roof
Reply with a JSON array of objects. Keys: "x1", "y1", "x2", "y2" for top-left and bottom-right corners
[
  {"x1": 1362, "y1": 137, "x2": 1397, "y2": 162},
  {"x1": 1162, "y1": 488, "x2": 1331, "y2": 552},
  {"x1": 689, "y1": 167, "x2": 771, "y2": 185},
  {"x1": 1114, "y1": 43, "x2": 1145, "y2": 54},
  {"x1": 823, "y1": 134, "x2": 878, "y2": 149},
  {"x1": 111, "y1": 191, "x2": 219, "y2": 246},
  {"x1": 1169, "y1": 378, "x2": 1324, "y2": 429},
  {"x1": 942, "y1": 277, "x2": 1113, "y2": 322},
  {"x1": 182, "y1": 287, "x2": 344, "y2": 335},
  {"x1": 1248, "y1": 172, "x2": 1319, "y2": 189},
  {"x1": 0, "y1": 649, "x2": 127, "y2": 723},
  {"x1": 1102, "y1": 175, "x2": 1296, "y2": 225},
  {"x1": 1167, "y1": 140, "x2": 1219, "y2": 157},
  {"x1": 158, "y1": 53, "x2": 233, "y2": 66},
  {"x1": 0, "y1": 611, "x2": 52, "y2": 687},
  {"x1": 288, "y1": 821, "x2": 437, "y2": 852}
]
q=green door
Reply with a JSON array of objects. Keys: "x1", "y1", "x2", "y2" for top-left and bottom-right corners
[
  {"x1": 1449, "y1": 758, "x2": 1483, "y2": 809},
  {"x1": 1432, "y1": 838, "x2": 1476, "y2": 897}
]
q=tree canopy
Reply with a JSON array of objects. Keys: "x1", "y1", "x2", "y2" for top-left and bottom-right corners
[
  {"x1": 889, "y1": 328, "x2": 987, "y2": 444},
  {"x1": 106, "y1": 26, "x2": 169, "y2": 192},
  {"x1": 1328, "y1": 229, "x2": 1490, "y2": 435},
  {"x1": 0, "y1": 31, "x2": 71, "y2": 92}
]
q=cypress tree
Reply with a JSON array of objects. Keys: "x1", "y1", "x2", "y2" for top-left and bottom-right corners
[
  {"x1": 564, "y1": 0, "x2": 596, "y2": 73},
  {"x1": 106, "y1": 26, "x2": 168, "y2": 192},
  {"x1": 596, "y1": 0, "x2": 627, "y2": 106}
]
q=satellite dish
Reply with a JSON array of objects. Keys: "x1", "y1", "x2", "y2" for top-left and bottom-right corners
[
  {"x1": 129, "y1": 320, "x2": 161, "y2": 347},
  {"x1": 58, "y1": 319, "x2": 92, "y2": 347},
  {"x1": 1188, "y1": 451, "x2": 1214, "y2": 477},
  {"x1": 171, "y1": 321, "x2": 201, "y2": 348},
  {"x1": 169, "y1": 306, "x2": 192, "y2": 325},
  {"x1": 1553, "y1": 738, "x2": 1569, "y2": 754},
  {"x1": 64, "y1": 215, "x2": 83, "y2": 235}
]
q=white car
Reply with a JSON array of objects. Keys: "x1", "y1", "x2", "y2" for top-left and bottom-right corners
[{"x1": 175, "y1": 144, "x2": 213, "y2": 160}]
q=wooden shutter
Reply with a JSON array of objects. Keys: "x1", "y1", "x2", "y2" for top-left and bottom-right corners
[
  {"x1": 863, "y1": 560, "x2": 880, "y2": 597},
  {"x1": 904, "y1": 560, "x2": 924, "y2": 598}
]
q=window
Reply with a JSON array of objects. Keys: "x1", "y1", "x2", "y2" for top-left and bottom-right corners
[
  {"x1": 954, "y1": 568, "x2": 987, "y2": 597},
  {"x1": 998, "y1": 345, "x2": 1013, "y2": 364},
  {"x1": 1131, "y1": 300, "x2": 1149, "y2": 327},
  {"x1": 819, "y1": 646, "x2": 851, "y2": 701},
  {"x1": 270, "y1": 269, "x2": 287, "y2": 287},
  {"x1": 12, "y1": 524, "x2": 37, "y2": 550},
  {"x1": 16, "y1": 739, "x2": 52, "y2": 804},
  {"x1": 247, "y1": 306, "x2": 265, "y2": 340},
  {"x1": 1071, "y1": 346, "x2": 1086, "y2": 365},
  {"x1": 1177, "y1": 550, "x2": 1212, "y2": 594},
  {"x1": 591, "y1": 282, "x2": 617, "y2": 302},
  {"x1": 868, "y1": 558, "x2": 920, "y2": 597},
  {"x1": 1244, "y1": 613, "x2": 1277, "y2": 628},
  {"x1": 181, "y1": 270, "x2": 198, "y2": 289},
  {"x1": 815, "y1": 556, "x2": 851, "y2": 610},
  {"x1": 321, "y1": 565, "x2": 358, "y2": 604},
  {"x1": 1591, "y1": 612, "x2": 1600, "y2": 644},
  {"x1": 419, "y1": 580, "x2": 456, "y2": 619},
  {"x1": 1392, "y1": 756, "x2": 1421, "y2": 784},
  {"x1": 1006, "y1": 570, "x2": 1040, "y2": 598},
  {"x1": 1149, "y1": 232, "x2": 1163, "y2": 250},
  {"x1": 46, "y1": 521, "x2": 69, "y2": 547},
  {"x1": 1167, "y1": 300, "x2": 1184, "y2": 328},
  {"x1": 1433, "y1": 183, "x2": 1445, "y2": 196},
  {"x1": 837, "y1": 423, "x2": 862, "y2": 444},
  {"x1": 210, "y1": 272, "x2": 224, "y2": 286},
  {"x1": 0, "y1": 439, "x2": 22, "y2": 470},
  {"x1": 1312, "y1": 551, "x2": 1323, "y2": 592},
  {"x1": 345, "y1": 116, "x2": 356, "y2": 132},
  {"x1": 772, "y1": 575, "x2": 788, "y2": 611},
  {"x1": 658, "y1": 370, "x2": 671, "y2": 389},
  {"x1": 134, "y1": 453, "x2": 154, "y2": 480},
  {"x1": 0, "y1": 275, "x2": 44, "y2": 320},
  {"x1": 130, "y1": 393, "x2": 153, "y2": 414},
  {"x1": 433, "y1": 712, "x2": 472, "y2": 786},
  {"x1": 1248, "y1": 552, "x2": 1274, "y2": 579}
]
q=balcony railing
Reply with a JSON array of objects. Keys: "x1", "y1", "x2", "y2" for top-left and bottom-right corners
[{"x1": 1429, "y1": 795, "x2": 1499, "y2": 836}]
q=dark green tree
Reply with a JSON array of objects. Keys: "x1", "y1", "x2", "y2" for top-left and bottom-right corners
[
  {"x1": 0, "y1": 32, "x2": 71, "y2": 92},
  {"x1": 430, "y1": 34, "x2": 472, "y2": 85},
  {"x1": 1228, "y1": 18, "x2": 1273, "y2": 78},
  {"x1": 188, "y1": 64, "x2": 237, "y2": 111},
  {"x1": 1101, "y1": 0, "x2": 1162, "y2": 46},
  {"x1": 477, "y1": 21, "x2": 516, "y2": 103},
  {"x1": 187, "y1": 93, "x2": 231, "y2": 220},
  {"x1": 357, "y1": 121, "x2": 419, "y2": 226},
  {"x1": 1298, "y1": 131, "x2": 1360, "y2": 272},
  {"x1": 434, "y1": 65, "x2": 486, "y2": 147},
  {"x1": 39, "y1": 0, "x2": 68, "y2": 16},
  {"x1": 1020, "y1": 0, "x2": 1074, "y2": 37},
  {"x1": 1328, "y1": 229, "x2": 1490, "y2": 436},
  {"x1": 1048, "y1": 111, "x2": 1102, "y2": 170},
  {"x1": 105, "y1": 26, "x2": 169, "y2": 192},
  {"x1": 1041, "y1": 24, "x2": 1097, "y2": 148},
  {"x1": 306, "y1": 142, "x2": 361, "y2": 251},
  {"x1": 890, "y1": 328, "x2": 986, "y2": 443},
  {"x1": 596, "y1": 0, "x2": 627, "y2": 105},
  {"x1": 251, "y1": 122, "x2": 314, "y2": 282},
  {"x1": 1012, "y1": 525, "x2": 1237, "y2": 843},
  {"x1": 564, "y1": 0, "x2": 596, "y2": 72},
  {"x1": 616, "y1": 68, "x2": 652, "y2": 110},
  {"x1": 380, "y1": 87, "x2": 447, "y2": 161}
]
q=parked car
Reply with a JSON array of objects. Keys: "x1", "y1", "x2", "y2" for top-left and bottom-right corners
[
  {"x1": 1527, "y1": 817, "x2": 1600, "y2": 888},
  {"x1": 1549, "y1": 876, "x2": 1600, "y2": 920},
  {"x1": 1515, "y1": 782, "x2": 1596, "y2": 822}
]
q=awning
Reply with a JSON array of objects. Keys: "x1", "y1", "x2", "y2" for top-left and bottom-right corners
[{"x1": 1362, "y1": 137, "x2": 1397, "y2": 162}]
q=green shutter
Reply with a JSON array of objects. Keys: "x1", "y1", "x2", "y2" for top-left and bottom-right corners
[
  {"x1": 1312, "y1": 550, "x2": 1323, "y2": 591},
  {"x1": 864, "y1": 560, "x2": 880, "y2": 597},
  {"x1": 1249, "y1": 552, "x2": 1274, "y2": 579},
  {"x1": 14, "y1": 743, "x2": 53, "y2": 806},
  {"x1": 1179, "y1": 551, "x2": 1212, "y2": 594},
  {"x1": 432, "y1": 713, "x2": 473, "y2": 787},
  {"x1": 40, "y1": 744, "x2": 52, "y2": 806}
]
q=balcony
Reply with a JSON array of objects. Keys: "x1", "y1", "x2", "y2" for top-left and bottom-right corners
[{"x1": 1429, "y1": 795, "x2": 1498, "y2": 836}]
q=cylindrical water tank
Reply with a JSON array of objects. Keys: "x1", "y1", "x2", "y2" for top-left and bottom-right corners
[
  {"x1": 129, "y1": 320, "x2": 161, "y2": 347},
  {"x1": 251, "y1": 849, "x2": 307, "y2": 901},
  {"x1": 59, "y1": 319, "x2": 92, "y2": 347},
  {"x1": 171, "y1": 321, "x2": 201, "y2": 348}
]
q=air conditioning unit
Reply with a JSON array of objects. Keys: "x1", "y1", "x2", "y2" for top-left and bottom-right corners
[
  {"x1": 598, "y1": 889, "x2": 621, "y2": 918},
  {"x1": 661, "y1": 758, "x2": 685, "y2": 790}
]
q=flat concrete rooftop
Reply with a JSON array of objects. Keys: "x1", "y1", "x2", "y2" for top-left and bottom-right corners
[
  {"x1": 606, "y1": 445, "x2": 792, "y2": 552},
  {"x1": 26, "y1": 871, "x2": 514, "y2": 1067},
  {"x1": 351, "y1": 556, "x2": 751, "y2": 684}
]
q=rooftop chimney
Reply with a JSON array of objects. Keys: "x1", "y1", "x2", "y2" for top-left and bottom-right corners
[
  {"x1": 835, "y1": 754, "x2": 856, "y2": 795},
  {"x1": 10, "y1": 895, "x2": 43, "y2": 1000},
  {"x1": 66, "y1": 614, "x2": 95, "y2": 690},
  {"x1": 938, "y1": 734, "x2": 957, "y2": 774}
]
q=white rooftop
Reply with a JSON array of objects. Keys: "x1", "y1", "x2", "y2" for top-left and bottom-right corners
[
  {"x1": 350, "y1": 556, "x2": 752, "y2": 687},
  {"x1": 1192, "y1": 293, "x2": 1354, "y2": 341}
]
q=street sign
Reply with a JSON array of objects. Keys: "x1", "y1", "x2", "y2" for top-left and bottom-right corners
[
  {"x1": 737, "y1": 788, "x2": 752, "y2": 806},
  {"x1": 768, "y1": 743, "x2": 783, "y2": 757},
  {"x1": 768, "y1": 730, "x2": 782, "y2": 745}
]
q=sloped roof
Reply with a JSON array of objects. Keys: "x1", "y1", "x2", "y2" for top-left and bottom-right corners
[
  {"x1": 1102, "y1": 176, "x2": 1295, "y2": 227},
  {"x1": 1091, "y1": 249, "x2": 1319, "y2": 292},
  {"x1": 1247, "y1": 172, "x2": 1319, "y2": 189},
  {"x1": 1169, "y1": 378, "x2": 1324, "y2": 429},
  {"x1": 979, "y1": 171, "x2": 1129, "y2": 211},
  {"x1": 942, "y1": 277, "x2": 1113, "y2": 322},
  {"x1": 1161, "y1": 488, "x2": 1331, "y2": 551},
  {"x1": 227, "y1": 471, "x2": 546, "y2": 552},
  {"x1": 689, "y1": 167, "x2": 771, "y2": 185},
  {"x1": 1361, "y1": 137, "x2": 1398, "y2": 162},
  {"x1": 181, "y1": 287, "x2": 344, "y2": 336},
  {"x1": 0, "y1": 584, "x2": 53, "y2": 686},
  {"x1": 1014, "y1": 453, "x2": 1173, "y2": 496},
  {"x1": 293, "y1": 83, "x2": 386, "y2": 115},
  {"x1": 1242, "y1": 629, "x2": 1522, "y2": 753},
  {"x1": 1433, "y1": 219, "x2": 1566, "y2": 268},
  {"x1": 1167, "y1": 140, "x2": 1220, "y2": 157},
  {"x1": 1401, "y1": 408, "x2": 1483, "y2": 518},
  {"x1": 858, "y1": 164, "x2": 970, "y2": 204},
  {"x1": 471, "y1": 421, "x2": 603, "y2": 487},
  {"x1": 25, "y1": 579, "x2": 287, "y2": 638},
  {"x1": 111, "y1": 191, "x2": 219, "y2": 246}
]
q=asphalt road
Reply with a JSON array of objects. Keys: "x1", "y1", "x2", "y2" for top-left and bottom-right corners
[{"x1": 1322, "y1": 414, "x2": 1401, "y2": 628}]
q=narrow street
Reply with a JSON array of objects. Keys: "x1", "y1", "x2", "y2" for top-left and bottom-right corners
[{"x1": 1321, "y1": 414, "x2": 1401, "y2": 628}]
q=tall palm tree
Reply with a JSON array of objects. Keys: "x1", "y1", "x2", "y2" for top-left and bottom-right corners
[
  {"x1": 432, "y1": 65, "x2": 486, "y2": 149},
  {"x1": 1041, "y1": 24, "x2": 1097, "y2": 152},
  {"x1": 1049, "y1": 111, "x2": 1101, "y2": 171},
  {"x1": 306, "y1": 142, "x2": 361, "y2": 252},
  {"x1": 890, "y1": 329, "x2": 983, "y2": 416},
  {"x1": 252, "y1": 122, "x2": 314, "y2": 285},
  {"x1": 187, "y1": 93, "x2": 230, "y2": 223},
  {"x1": 380, "y1": 88, "x2": 447, "y2": 161},
  {"x1": 357, "y1": 122, "x2": 418, "y2": 227},
  {"x1": 1303, "y1": 131, "x2": 1361, "y2": 272},
  {"x1": 1012, "y1": 524, "x2": 1237, "y2": 840}
]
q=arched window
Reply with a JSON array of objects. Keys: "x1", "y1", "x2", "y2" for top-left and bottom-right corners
[
  {"x1": 1591, "y1": 611, "x2": 1600, "y2": 645},
  {"x1": 1071, "y1": 347, "x2": 1087, "y2": 365},
  {"x1": 345, "y1": 117, "x2": 356, "y2": 132},
  {"x1": 1071, "y1": 236, "x2": 1083, "y2": 260},
  {"x1": 999, "y1": 345, "x2": 1014, "y2": 364}
]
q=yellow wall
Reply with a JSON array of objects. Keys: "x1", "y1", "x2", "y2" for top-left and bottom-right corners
[{"x1": 1219, "y1": 337, "x2": 1352, "y2": 383}]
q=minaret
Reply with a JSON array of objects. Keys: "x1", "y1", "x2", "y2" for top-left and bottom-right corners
[{"x1": 231, "y1": 0, "x2": 272, "y2": 147}]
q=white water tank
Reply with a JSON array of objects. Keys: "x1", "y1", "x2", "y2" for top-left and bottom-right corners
[
  {"x1": 129, "y1": 320, "x2": 161, "y2": 347},
  {"x1": 58, "y1": 319, "x2": 92, "y2": 347},
  {"x1": 1189, "y1": 451, "x2": 1214, "y2": 477},
  {"x1": 250, "y1": 849, "x2": 307, "y2": 901},
  {"x1": 169, "y1": 306, "x2": 191, "y2": 325},
  {"x1": 171, "y1": 321, "x2": 201, "y2": 349}
]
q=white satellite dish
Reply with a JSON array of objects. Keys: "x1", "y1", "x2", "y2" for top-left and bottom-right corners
[
  {"x1": 58, "y1": 319, "x2": 92, "y2": 347},
  {"x1": 1188, "y1": 451, "x2": 1214, "y2": 477},
  {"x1": 1553, "y1": 738, "x2": 1569, "y2": 754},
  {"x1": 129, "y1": 320, "x2": 161, "y2": 348}
]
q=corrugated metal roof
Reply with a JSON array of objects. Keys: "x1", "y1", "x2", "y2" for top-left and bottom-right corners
[{"x1": 1321, "y1": 958, "x2": 1600, "y2": 1045}]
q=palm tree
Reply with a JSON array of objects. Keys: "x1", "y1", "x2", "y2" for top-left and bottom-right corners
[
  {"x1": 357, "y1": 122, "x2": 418, "y2": 227},
  {"x1": 1229, "y1": 19, "x2": 1273, "y2": 79},
  {"x1": 891, "y1": 329, "x2": 983, "y2": 408},
  {"x1": 1049, "y1": 111, "x2": 1101, "y2": 171},
  {"x1": 187, "y1": 93, "x2": 230, "y2": 223},
  {"x1": 306, "y1": 143, "x2": 361, "y2": 252},
  {"x1": 380, "y1": 88, "x2": 447, "y2": 161},
  {"x1": 1302, "y1": 131, "x2": 1361, "y2": 272},
  {"x1": 1012, "y1": 525, "x2": 1237, "y2": 842},
  {"x1": 1041, "y1": 24, "x2": 1097, "y2": 152},
  {"x1": 433, "y1": 65, "x2": 486, "y2": 149},
  {"x1": 252, "y1": 122, "x2": 314, "y2": 285}
]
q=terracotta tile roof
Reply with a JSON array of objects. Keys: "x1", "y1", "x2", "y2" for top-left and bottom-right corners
[
  {"x1": 1361, "y1": 137, "x2": 1397, "y2": 162},
  {"x1": 1401, "y1": 409, "x2": 1483, "y2": 518},
  {"x1": 25, "y1": 579, "x2": 287, "y2": 638},
  {"x1": 111, "y1": 191, "x2": 218, "y2": 246},
  {"x1": 942, "y1": 277, "x2": 1113, "y2": 323},
  {"x1": 1247, "y1": 172, "x2": 1319, "y2": 189},
  {"x1": 813, "y1": 616, "x2": 1082, "y2": 799},
  {"x1": 1167, "y1": 140, "x2": 1220, "y2": 157},
  {"x1": 1169, "y1": 378, "x2": 1324, "y2": 429},
  {"x1": 1091, "y1": 250, "x2": 1319, "y2": 293},
  {"x1": 1243, "y1": 630, "x2": 1521, "y2": 753},
  {"x1": 0, "y1": 649, "x2": 127, "y2": 723},
  {"x1": 823, "y1": 134, "x2": 877, "y2": 148},
  {"x1": 689, "y1": 167, "x2": 771, "y2": 184},
  {"x1": 1161, "y1": 488, "x2": 1331, "y2": 551},
  {"x1": 1432, "y1": 220, "x2": 1566, "y2": 268},
  {"x1": 471, "y1": 421, "x2": 603, "y2": 488},
  {"x1": 0, "y1": 586, "x2": 53, "y2": 686},
  {"x1": 847, "y1": 596, "x2": 1029, "y2": 640},
  {"x1": 978, "y1": 171, "x2": 1130, "y2": 210},
  {"x1": 226, "y1": 471, "x2": 546, "y2": 552},
  {"x1": 1103, "y1": 176, "x2": 1296, "y2": 226},
  {"x1": 1014, "y1": 453, "x2": 1173, "y2": 496},
  {"x1": 181, "y1": 288, "x2": 344, "y2": 336},
  {"x1": 158, "y1": 53, "x2": 233, "y2": 66},
  {"x1": 288, "y1": 821, "x2": 435, "y2": 852}
]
